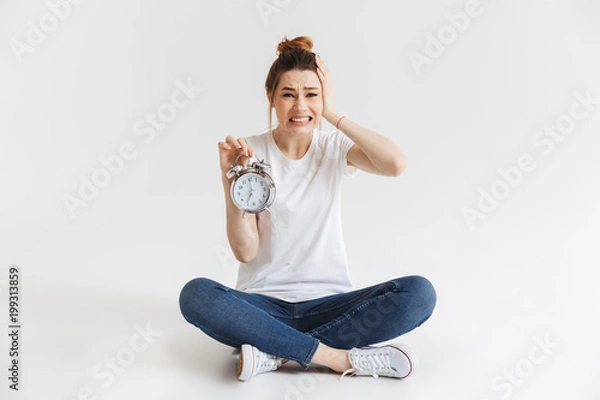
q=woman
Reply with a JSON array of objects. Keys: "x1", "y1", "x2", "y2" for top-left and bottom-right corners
[{"x1": 179, "y1": 36, "x2": 436, "y2": 381}]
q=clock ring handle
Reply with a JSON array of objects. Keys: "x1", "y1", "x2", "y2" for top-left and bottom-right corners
[
  {"x1": 226, "y1": 153, "x2": 247, "y2": 179},
  {"x1": 251, "y1": 155, "x2": 271, "y2": 170},
  {"x1": 230, "y1": 153, "x2": 245, "y2": 168},
  {"x1": 230, "y1": 153, "x2": 271, "y2": 171}
]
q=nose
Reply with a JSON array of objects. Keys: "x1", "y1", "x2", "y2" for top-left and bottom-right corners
[{"x1": 294, "y1": 96, "x2": 308, "y2": 112}]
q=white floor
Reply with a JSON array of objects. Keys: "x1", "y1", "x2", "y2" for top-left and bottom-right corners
[{"x1": 3, "y1": 275, "x2": 597, "y2": 400}]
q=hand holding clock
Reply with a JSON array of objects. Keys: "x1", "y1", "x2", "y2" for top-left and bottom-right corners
[
  {"x1": 218, "y1": 135, "x2": 276, "y2": 216},
  {"x1": 218, "y1": 136, "x2": 256, "y2": 178}
]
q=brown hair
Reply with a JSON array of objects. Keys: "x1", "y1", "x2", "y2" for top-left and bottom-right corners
[{"x1": 265, "y1": 36, "x2": 318, "y2": 131}]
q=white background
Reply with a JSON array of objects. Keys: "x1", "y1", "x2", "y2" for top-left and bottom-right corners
[{"x1": 1, "y1": 0, "x2": 599, "y2": 399}]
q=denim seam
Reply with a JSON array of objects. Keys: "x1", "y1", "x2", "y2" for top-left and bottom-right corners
[{"x1": 300, "y1": 336, "x2": 320, "y2": 369}]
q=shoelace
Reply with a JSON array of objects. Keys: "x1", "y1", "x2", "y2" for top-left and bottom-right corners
[
  {"x1": 342, "y1": 350, "x2": 394, "y2": 379},
  {"x1": 255, "y1": 351, "x2": 281, "y2": 373}
]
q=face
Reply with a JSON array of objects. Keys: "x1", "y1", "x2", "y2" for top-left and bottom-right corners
[{"x1": 269, "y1": 69, "x2": 323, "y2": 136}]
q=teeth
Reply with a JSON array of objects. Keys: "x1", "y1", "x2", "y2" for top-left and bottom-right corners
[{"x1": 290, "y1": 117, "x2": 310, "y2": 122}]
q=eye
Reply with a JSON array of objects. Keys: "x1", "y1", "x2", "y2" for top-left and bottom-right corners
[
  {"x1": 283, "y1": 93, "x2": 294, "y2": 98},
  {"x1": 307, "y1": 93, "x2": 318, "y2": 97}
]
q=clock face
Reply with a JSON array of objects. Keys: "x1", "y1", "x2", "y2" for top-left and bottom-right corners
[{"x1": 231, "y1": 172, "x2": 273, "y2": 212}]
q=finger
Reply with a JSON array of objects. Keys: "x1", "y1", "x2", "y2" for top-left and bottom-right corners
[
  {"x1": 238, "y1": 138, "x2": 250, "y2": 156},
  {"x1": 225, "y1": 135, "x2": 243, "y2": 149},
  {"x1": 316, "y1": 56, "x2": 328, "y2": 72},
  {"x1": 316, "y1": 70, "x2": 327, "y2": 88},
  {"x1": 316, "y1": 68, "x2": 325, "y2": 81},
  {"x1": 317, "y1": 70, "x2": 331, "y2": 88},
  {"x1": 218, "y1": 141, "x2": 232, "y2": 151}
]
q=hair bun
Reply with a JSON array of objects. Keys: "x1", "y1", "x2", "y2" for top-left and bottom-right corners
[{"x1": 277, "y1": 36, "x2": 314, "y2": 55}]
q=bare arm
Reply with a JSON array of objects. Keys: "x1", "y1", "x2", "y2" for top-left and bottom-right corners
[
  {"x1": 315, "y1": 55, "x2": 406, "y2": 177},
  {"x1": 339, "y1": 118, "x2": 406, "y2": 177},
  {"x1": 218, "y1": 136, "x2": 259, "y2": 263}
]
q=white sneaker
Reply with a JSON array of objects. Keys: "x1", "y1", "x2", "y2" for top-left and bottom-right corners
[
  {"x1": 237, "y1": 344, "x2": 283, "y2": 381},
  {"x1": 342, "y1": 343, "x2": 418, "y2": 379}
]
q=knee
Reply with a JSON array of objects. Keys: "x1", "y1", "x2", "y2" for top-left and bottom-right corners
[
  {"x1": 178, "y1": 277, "x2": 215, "y2": 319},
  {"x1": 394, "y1": 275, "x2": 437, "y2": 316},
  {"x1": 412, "y1": 275, "x2": 437, "y2": 317}
]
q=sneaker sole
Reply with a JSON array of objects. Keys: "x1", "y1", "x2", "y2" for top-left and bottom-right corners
[{"x1": 237, "y1": 344, "x2": 255, "y2": 381}]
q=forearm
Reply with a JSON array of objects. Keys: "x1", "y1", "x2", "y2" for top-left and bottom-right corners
[
  {"x1": 222, "y1": 176, "x2": 259, "y2": 263},
  {"x1": 335, "y1": 115, "x2": 407, "y2": 175}
]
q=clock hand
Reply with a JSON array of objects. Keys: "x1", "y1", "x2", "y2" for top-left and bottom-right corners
[{"x1": 246, "y1": 184, "x2": 255, "y2": 202}]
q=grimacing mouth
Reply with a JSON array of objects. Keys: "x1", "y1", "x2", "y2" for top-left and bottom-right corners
[{"x1": 289, "y1": 116, "x2": 313, "y2": 123}]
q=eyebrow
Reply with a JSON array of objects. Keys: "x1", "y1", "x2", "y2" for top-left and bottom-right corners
[{"x1": 281, "y1": 86, "x2": 320, "y2": 91}]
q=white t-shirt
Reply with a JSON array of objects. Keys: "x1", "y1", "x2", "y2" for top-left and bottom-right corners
[{"x1": 235, "y1": 128, "x2": 358, "y2": 302}]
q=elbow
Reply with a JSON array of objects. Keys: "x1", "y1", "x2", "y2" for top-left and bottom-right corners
[
  {"x1": 227, "y1": 228, "x2": 259, "y2": 263},
  {"x1": 234, "y1": 249, "x2": 257, "y2": 264},
  {"x1": 390, "y1": 157, "x2": 407, "y2": 177}
]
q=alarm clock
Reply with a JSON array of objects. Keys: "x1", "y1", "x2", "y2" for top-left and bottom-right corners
[{"x1": 226, "y1": 154, "x2": 276, "y2": 217}]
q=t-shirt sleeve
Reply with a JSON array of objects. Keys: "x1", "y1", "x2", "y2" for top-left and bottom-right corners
[{"x1": 336, "y1": 129, "x2": 359, "y2": 178}]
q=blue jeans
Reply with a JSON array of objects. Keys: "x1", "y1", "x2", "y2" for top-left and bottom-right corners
[{"x1": 178, "y1": 275, "x2": 436, "y2": 369}]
